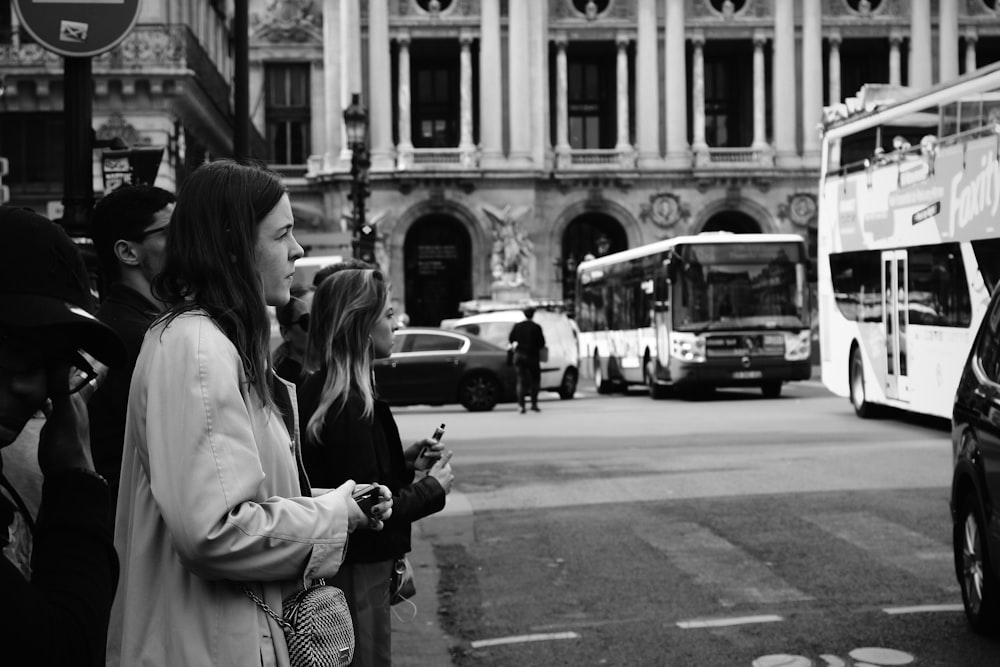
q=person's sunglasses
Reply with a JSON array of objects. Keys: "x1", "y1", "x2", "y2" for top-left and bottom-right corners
[
  {"x1": 291, "y1": 313, "x2": 309, "y2": 332},
  {"x1": 0, "y1": 337, "x2": 96, "y2": 396},
  {"x1": 134, "y1": 224, "x2": 169, "y2": 241}
]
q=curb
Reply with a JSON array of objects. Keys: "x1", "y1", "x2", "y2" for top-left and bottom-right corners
[{"x1": 392, "y1": 492, "x2": 474, "y2": 666}]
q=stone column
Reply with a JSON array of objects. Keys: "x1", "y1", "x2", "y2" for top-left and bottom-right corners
[
  {"x1": 828, "y1": 31, "x2": 842, "y2": 105},
  {"x1": 341, "y1": 0, "x2": 362, "y2": 162},
  {"x1": 322, "y1": 0, "x2": 342, "y2": 170},
  {"x1": 909, "y1": 0, "x2": 932, "y2": 90},
  {"x1": 664, "y1": 0, "x2": 689, "y2": 166},
  {"x1": 368, "y1": 0, "x2": 393, "y2": 170},
  {"x1": 554, "y1": 33, "x2": 571, "y2": 168},
  {"x1": 801, "y1": 0, "x2": 822, "y2": 163},
  {"x1": 635, "y1": 0, "x2": 660, "y2": 167},
  {"x1": 396, "y1": 32, "x2": 413, "y2": 169},
  {"x1": 507, "y1": 0, "x2": 532, "y2": 166},
  {"x1": 965, "y1": 30, "x2": 978, "y2": 75},
  {"x1": 939, "y1": 0, "x2": 959, "y2": 83},
  {"x1": 479, "y1": 0, "x2": 503, "y2": 167},
  {"x1": 691, "y1": 31, "x2": 708, "y2": 165},
  {"x1": 773, "y1": 0, "x2": 798, "y2": 165},
  {"x1": 307, "y1": 61, "x2": 324, "y2": 166},
  {"x1": 752, "y1": 31, "x2": 768, "y2": 150},
  {"x1": 889, "y1": 32, "x2": 903, "y2": 87},
  {"x1": 530, "y1": 0, "x2": 550, "y2": 168},
  {"x1": 615, "y1": 32, "x2": 632, "y2": 155},
  {"x1": 459, "y1": 31, "x2": 476, "y2": 166}
]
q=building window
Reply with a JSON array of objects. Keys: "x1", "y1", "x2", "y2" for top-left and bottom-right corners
[
  {"x1": 265, "y1": 63, "x2": 311, "y2": 165},
  {"x1": 411, "y1": 40, "x2": 460, "y2": 148},
  {"x1": 567, "y1": 44, "x2": 615, "y2": 150},
  {"x1": 704, "y1": 41, "x2": 757, "y2": 148},
  {"x1": 0, "y1": 111, "x2": 64, "y2": 192}
]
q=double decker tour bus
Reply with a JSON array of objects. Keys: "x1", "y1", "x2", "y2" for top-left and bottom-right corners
[
  {"x1": 576, "y1": 233, "x2": 812, "y2": 399},
  {"x1": 818, "y1": 63, "x2": 1000, "y2": 419}
]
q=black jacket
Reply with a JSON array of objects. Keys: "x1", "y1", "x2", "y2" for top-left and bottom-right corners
[
  {"x1": 89, "y1": 283, "x2": 159, "y2": 505},
  {"x1": 509, "y1": 319, "x2": 546, "y2": 356},
  {"x1": 0, "y1": 466, "x2": 119, "y2": 666},
  {"x1": 297, "y1": 369, "x2": 446, "y2": 562}
]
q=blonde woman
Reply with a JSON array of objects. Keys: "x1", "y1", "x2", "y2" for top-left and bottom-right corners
[{"x1": 299, "y1": 267, "x2": 454, "y2": 667}]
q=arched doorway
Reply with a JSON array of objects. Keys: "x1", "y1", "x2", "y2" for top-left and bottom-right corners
[
  {"x1": 404, "y1": 215, "x2": 473, "y2": 326},
  {"x1": 701, "y1": 210, "x2": 762, "y2": 234},
  {"x1": 560, "y1": 213, "x2": 628, "y2": 309}
]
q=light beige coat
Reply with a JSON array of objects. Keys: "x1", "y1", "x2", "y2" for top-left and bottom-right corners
[{"x1": 107, "y1": 312, "x2": 350, "y2": 667}]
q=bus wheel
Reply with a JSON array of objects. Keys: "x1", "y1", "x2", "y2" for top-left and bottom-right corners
[
  {"x1": 645, "y1": 365, "x2": 668, "y2": 400},
  {"x1": 761, "y1": 381, "x2": 782, "y2": 398},
  {"x1": 849, "y1": 345, "x2": 877, "y2": 418},
  {"x1": 594, "y1": 357, "x2": 613, "y2": 394}
]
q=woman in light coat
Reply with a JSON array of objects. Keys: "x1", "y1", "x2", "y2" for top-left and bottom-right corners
[{"x1": 106, "y1": 160, "x2": 392, "y2": 666}]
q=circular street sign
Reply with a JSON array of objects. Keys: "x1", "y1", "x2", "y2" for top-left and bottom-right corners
[{"x1": 13, "y1": 0, "x2": 142, "y2": 58}]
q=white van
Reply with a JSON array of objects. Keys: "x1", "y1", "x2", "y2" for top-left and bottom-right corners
[{"x1": 443, "y1": 309, "x2": 580, "y2": 399}]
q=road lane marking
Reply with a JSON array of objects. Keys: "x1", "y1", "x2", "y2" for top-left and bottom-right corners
[
  {"x1": 641, "y1": 520, "x2": 812, "y2": 605},
  {"x1": 470, "y1": 631, "x2": 579, "y2": 649},
  {"x1": 677, "y1": 614, "x2": 783, "y2": 629},
  {"x1": 883, "y1": 603, "x2": 964, "y2": 614},
  {"x1": 804, "y1": 512, "x2": 958, "y2": 593}
]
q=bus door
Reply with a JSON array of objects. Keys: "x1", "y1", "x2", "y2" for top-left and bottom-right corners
[{"x1": 881, "y1": 250, "x2": 909, "y2": 403}]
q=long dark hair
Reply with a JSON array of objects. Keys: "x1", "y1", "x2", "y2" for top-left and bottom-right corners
[{"x1": 152, "y1": 159, "x2": 286, "y2": 407}]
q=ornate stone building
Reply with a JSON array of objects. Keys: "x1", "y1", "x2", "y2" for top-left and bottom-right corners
[{"x1": 3, "y1": 0, "x2": 1000, "y2": 325}]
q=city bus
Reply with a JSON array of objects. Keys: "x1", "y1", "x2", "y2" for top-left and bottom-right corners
[
  {"x1": 576, "y1": 233, "x2": 812, "y2": 399},
  {"x1": 818, "y1": 62, "x2": 1000, "y2": 420}
]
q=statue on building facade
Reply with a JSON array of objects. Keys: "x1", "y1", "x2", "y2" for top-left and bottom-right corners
[{"x1": 482, "y1": 204, "x2": 534, "y2": 287}]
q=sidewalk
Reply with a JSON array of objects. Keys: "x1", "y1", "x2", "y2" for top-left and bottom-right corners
[{"x1": 392, "y1": 491, "x2": 474, "y2": 667}]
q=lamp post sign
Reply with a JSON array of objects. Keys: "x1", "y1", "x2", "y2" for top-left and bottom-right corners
[{"x1": 13, "y1": 0, "x2": 142, "y2": 58}]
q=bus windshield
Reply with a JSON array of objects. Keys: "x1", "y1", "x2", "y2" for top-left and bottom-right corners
[{"x1": 672, "y1": 242, "x2": 808, "y2": 332}]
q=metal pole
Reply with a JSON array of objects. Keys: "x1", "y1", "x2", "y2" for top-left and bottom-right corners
[
  {"x1": 62, "y1": 57, "x2": 93, "y2": 240},
  {"x1": 234, "y1": 0, "x2": 250, "y2": 159}
]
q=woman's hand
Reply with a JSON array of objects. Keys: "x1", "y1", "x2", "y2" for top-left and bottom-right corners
[
  {"x1": 366, "y1": 484, "x2": 393, "y2": 530},
  {"x1": 333, "y1": 480, "x2": 370, "y2": 533},
  {"x1": 428, "y1": 450, "x2": 454, "y2": 495},
  {"x1": 407, "y1": 438, "x2": 445, "y2": 471}
]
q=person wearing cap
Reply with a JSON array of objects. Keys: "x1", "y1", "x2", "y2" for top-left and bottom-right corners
[
  {"x1": 106, "y1": 160, "x2": 393, "y2": 667},
  {"x1": 0, "y1": 205, "x2": 126, "y2": 666},
  {"x1": 87, "y1": 184, "x2": 175, "y2": 507},
  {"x1": 508, "y1": 306, "x2": 546, "y2": 413}
]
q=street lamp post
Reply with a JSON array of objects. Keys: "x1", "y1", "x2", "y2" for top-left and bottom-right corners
[{"x1": 343, "y1": 93, "x2": 374, "y2": 264}]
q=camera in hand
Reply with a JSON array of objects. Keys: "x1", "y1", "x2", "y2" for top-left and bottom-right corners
[{"x1": 352, "y1": 483, "x2": 380, "y2": 517}]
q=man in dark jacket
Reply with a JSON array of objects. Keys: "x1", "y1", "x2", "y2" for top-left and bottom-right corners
[
  {"x1": 0, "y1": 205, "x2": 126, "y2": 666},
  {"x1": 508, "y1": 307, "x2": 546, "y2": 413},
  {"x1": 88, "y1": 184, "x2": 174, "y2": 506}
]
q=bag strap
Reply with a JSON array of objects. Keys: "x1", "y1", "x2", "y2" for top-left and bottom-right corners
[{"x1": 242, "y1": 579, "x2": 326, "y2": 635}]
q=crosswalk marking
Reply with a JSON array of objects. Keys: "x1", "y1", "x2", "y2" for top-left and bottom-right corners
[
  {"x1": 640, "y1": 520, "x2": 813, "y2": 606},
  {"x1": 804, "y1": 512, "x2": 958, "y2": 593}
]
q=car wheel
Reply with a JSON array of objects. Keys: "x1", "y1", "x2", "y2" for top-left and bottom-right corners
[
  {"x1": 849, "y1": 345, "x2": 877, "y2": 418},
  {"x1": 956, "y1": 491, "x2": 1000, "y2": 634},
  {"x1": 558, "y1": 367, "x2": 578, "y2": 400},
  {"x1": 761, "y1": 381, "x2": 782, "y2": 398},
  {"x1": 458, "y1": 373, "x2": 500, "y2": 412},
  {"x1": 594, "y1": 357, "x2": 613, "y2": 394}
]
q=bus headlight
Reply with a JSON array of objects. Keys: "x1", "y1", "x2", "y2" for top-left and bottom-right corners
[
  {"x1": 784, "y1": 329, "x2": 812, "y2": 361},
  {"x1": 670, "y1": 332, "x2": 706, "y2": 363}
]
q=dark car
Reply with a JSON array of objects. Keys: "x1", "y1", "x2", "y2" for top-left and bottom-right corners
[
  {"x1": 374, "y1": 327, "x2": 516, "y2": 412},
  {"x1": 951, "y1": 289, "x2": 1000, "y2": 634}
]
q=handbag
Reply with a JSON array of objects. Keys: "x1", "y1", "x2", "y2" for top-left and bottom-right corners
[
  {"x1": 539, "y1": 346, "x2": 549, "y2": 363},
  {"x1": 244, "y1": 581, "x2": 355, "y2": 667},
  {"x1": 390, "y1": 556, "x2": 416, "y2": 605}
]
